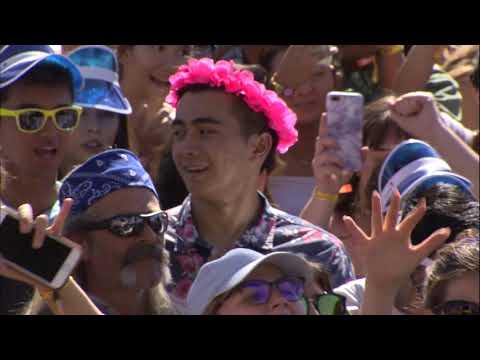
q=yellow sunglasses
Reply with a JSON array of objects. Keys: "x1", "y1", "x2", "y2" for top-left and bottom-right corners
[{"x1": 0, "y1": 106, "x2": 83, "y2": 134}]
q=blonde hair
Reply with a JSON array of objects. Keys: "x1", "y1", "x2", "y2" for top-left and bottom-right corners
[{"x1": 202, "y1": 292, "x2": 231, "y2": 315}]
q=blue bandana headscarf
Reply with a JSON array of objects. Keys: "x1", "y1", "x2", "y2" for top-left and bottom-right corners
[{"x1": 59, "y1": 149, "x2": 158, "y2": 216}]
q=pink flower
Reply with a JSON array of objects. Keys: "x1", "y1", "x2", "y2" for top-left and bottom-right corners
[{"x1": 167, "y1": 58, "x2": 299, "y2": 153}]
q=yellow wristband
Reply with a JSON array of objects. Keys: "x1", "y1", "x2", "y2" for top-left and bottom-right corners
[
  {"x1": 314, "y1": 189, "x2": 339, "y2": 203},
  {"x1": 379, "y1": 45, "x2": 404, "y2": 56},
  {"x1": 38, "y1": 276, "x2": 75, "y2": 315}
]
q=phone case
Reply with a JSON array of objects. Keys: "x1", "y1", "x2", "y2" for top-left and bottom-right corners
[{"x1": 326, "y1": 92, "x2": 364, "y2": 172}]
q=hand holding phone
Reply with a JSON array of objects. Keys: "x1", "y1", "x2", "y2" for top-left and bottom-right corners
[
  {"x1": 312, "y1": 114, "x2": 353, "y2": 195},
  {"x1": 326, "y1": 91, "x2": 364, "y2": 173},
  {"x1": 0, "y1": 199, "x2": 81, "y2": 289}
]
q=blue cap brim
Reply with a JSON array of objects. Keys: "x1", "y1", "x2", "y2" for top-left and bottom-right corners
[
  {"x1": 0, "y1": 53, "x2": 83, "y2": 93},
  {"x1": 379, "y1": 140, "x2": 440, "y2": 192},
  {"x1": 410, "y1": 174, "x2": 472, "y2": 198},
  {"x1": 75, "y1": 79, "x2": 132, "y2": 115}
]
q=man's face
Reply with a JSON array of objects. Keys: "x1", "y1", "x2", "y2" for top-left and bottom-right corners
[
  {"x1": 172, "y1": 90, "x2": 259, "y2": 201},
  {"x1": 0, "y1": 81, "x2": 73, "y2": 178},
  {"x1": 80, "y1": 187, "x2": 165, "y2": 291}
]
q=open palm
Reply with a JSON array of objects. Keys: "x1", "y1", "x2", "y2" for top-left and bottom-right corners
[{"x1": 343, "y1": 190, "x2": 450, "y2": 289}]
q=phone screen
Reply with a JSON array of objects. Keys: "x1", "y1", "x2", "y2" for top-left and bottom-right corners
[{"x1": 0, "y1": 215, "x2": 72, "y2": 283}]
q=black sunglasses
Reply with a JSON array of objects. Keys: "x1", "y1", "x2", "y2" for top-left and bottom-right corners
[
  {"x1": 432, "y1": 301, "x2": 479, "y2": 316},
  {"x1": 303, "y1": 293, "x2": 348, "y2": 315},
  {"x1": 83, "y1": 211, "x2": 169, "y2": 238}
]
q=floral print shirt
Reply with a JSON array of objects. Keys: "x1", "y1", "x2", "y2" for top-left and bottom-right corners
[{"x1": 165, "y1": 194, "x2": 355, "y2": 313}]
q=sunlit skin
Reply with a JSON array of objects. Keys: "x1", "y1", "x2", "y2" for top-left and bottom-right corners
[
  {"x1": 329, "y1": 128, "x2": 409, "y2": 277},
  {"x1": 69, "y1": 188, "x2": 163, "y2": 315},
  {"x1": 61, "y1": 108, "x2": 119, "y2": 175},
  {"x1": 215, "y1": 263, "x2": 306, "y2": 316},
  {"x1": 118, "y1": 45, "x2": 190, "y2": 177},
  {"x1": 442, "y1": 271, "x2": 479, "y2": 306},
  {"x1": 270, "y1": 49, "x2": 337, "y2": 177},
  {"x1": 119, "y1": 45, "x2": 191, "y2": 110},
  {"x1": 0, "y1": 82, "x2": 73, "y2": 214},
  {"x1": 171, "y1": 89, "x2": 271, "y2": 250}
]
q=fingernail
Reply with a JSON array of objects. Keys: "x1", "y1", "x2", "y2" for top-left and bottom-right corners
[{"x1": 441, "y1": 227, "x2": 451, "y2": 235}]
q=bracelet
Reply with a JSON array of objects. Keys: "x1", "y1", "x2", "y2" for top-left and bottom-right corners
[
  {"x1": 270, "y1": 74, "x2": 294, "y2": 97},
  {"x1": 378, "y1": 45, "x2": 404, "y2": 56},
  {"x1": 314, "y1": 189, "x2": 339, "y2": 203},
  {"x1": 38, "y1": 276, "x2": 75, "y2": 315}
]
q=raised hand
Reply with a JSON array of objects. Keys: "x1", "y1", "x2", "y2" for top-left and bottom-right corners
[
  {"x1": 312, "y1": 114, "x2": 352, "y2": 195},
  {"x1": 0, "y1": 199, "x2": 74, "y2": 288},
  {"x1": 388, "y1": 92, "x2": 444, "y2": 142},
  {"x1": 343, "y1": 190, "x2": 450, "y2": 289}
]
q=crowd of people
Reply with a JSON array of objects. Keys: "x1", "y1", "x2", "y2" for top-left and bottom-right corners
[{"x1": 0, "y1": 44, "x2": 478, "y2": 316}]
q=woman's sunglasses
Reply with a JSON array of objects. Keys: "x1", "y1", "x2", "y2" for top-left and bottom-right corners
[
  {"x1": 432, "y1": 301, "x2": 479, "y2": 316},
  {"x1": 238, "y1": 277, "x2": 305, "y2": 305},
  {"x1": 304, "y1": 293, "x2": 348, "y2": 315},
  {"x1": 0, "y1": 106, "x2": 83, "y2": 134},
  {"x1": 82, "y1": 211, "x2": 169, "y2": 238}
]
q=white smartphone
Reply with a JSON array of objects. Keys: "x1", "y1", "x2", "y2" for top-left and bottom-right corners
[
  {"x1": 0, "y1": 205, "x2": 82, "y2": 289},
  {"x1": 326, "y1": 91, "x2": 365, "y2": 173}
]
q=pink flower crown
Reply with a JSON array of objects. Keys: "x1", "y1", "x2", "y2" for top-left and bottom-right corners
[{"x1": 166, "y1": 58, "x2": 298, "y2": 154}]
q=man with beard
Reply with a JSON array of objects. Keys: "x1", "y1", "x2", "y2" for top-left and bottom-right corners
[{"x1": 54, "y1": 149, "x2": 172, "y2": 315}]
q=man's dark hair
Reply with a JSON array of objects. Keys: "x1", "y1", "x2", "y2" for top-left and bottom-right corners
[
  {"x1": 0, "y1": 63, "x2": 74, "y2": 105},
  {"x1": 402, "y1": 183, "x2": 479, "y2": 246},
  {"x1": 177, "y1": 84, "x2": 280, "y2": 174}
]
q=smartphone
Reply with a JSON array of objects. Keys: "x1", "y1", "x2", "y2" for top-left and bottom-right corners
[
  {"x1": 326, "y1": 91, "x2": 364, "y2": 173},
  {"x1": 0, "y1": 205, "x2": 82, "y2": 289}
]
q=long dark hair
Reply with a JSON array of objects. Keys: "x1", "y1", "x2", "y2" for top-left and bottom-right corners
[{"x1": 113, "y1": 114, "x2": 129, "y2": 149}]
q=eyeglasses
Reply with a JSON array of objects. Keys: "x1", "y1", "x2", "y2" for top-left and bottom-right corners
[
  {"x1": 432, "y1": 301, "x2": 479, "y2": 316},
  {"x1": 0, "y1": 106, "x2": 82, "y2": 134},
  {"x1": 82, "y1": 211, "x2": 169, "y2": 238},
  {"x1": 304, "y1": 293, "x2": 348, "y2": 315},
  {"x1": 237, "y1": 277, "x2": 305, "y2": 306}
]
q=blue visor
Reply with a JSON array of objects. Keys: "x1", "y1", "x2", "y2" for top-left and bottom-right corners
[
  {"x1": 68, "y1": 46, "x2": 131, "y2": 115},
  {"x1": 0, "y1": 45, "x2": 83, "y2": 93},
  {"x1": 379, "y1": 140, "x2": 441, "y2": 192},
  {"x1": 75, "y1": 78, "x2": 132, "y2": 115},
  {"x1": 378, "y1": 139, "x2": 473, "y2": 212},
  {"x1": 413, "y1": 174, "x2": 472, "y2": 197},
  {"x1": 68, "y1": 46, "x2": 118, "y2": 73}
]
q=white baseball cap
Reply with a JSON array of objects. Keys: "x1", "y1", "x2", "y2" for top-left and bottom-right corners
[{"x1": 186, "y1": 248, "x2": 312, "y2": 315}]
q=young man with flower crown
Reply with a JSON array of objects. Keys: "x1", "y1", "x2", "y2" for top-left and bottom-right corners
[{"x1": 163, "y1": 58, "x2": 355, "y2": 312}]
